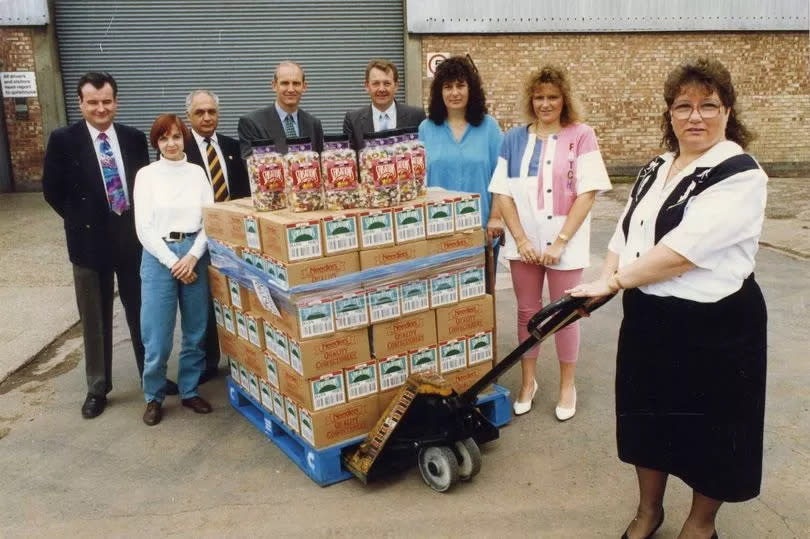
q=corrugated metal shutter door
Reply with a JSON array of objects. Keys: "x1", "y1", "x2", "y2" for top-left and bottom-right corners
[{"x1": 54, "y1": 1, "x2": 406, "y2": 138}]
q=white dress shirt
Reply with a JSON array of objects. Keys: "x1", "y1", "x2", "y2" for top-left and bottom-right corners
[
  {"x1": 372, "y1": 102, "x2": 397, "y2": 132},
  {"x1": 86, "y1": 121, "x2": 130, "y2": 208},
  {"x1": 608, "y1": 141, "x2": 767, "y2": 302},
  {"x1": 133, "y1": 156, "x2": 214, "y2": 268},
  {"x1": 192, "y1": 129, "x2": 230, "y2": 190}
]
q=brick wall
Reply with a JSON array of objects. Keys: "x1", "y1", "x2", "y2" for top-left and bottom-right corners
[
  {"x1": 1, "y1": 27, "x2": 45, "y2": 191},
  {"x1": 420, "y1": 32, "x2": 810, "y2": 175}
]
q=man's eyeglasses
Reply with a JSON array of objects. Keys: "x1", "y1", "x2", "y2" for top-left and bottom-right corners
[{"x1": 670, "y1": 102, "x2": 724, "y2": 120}]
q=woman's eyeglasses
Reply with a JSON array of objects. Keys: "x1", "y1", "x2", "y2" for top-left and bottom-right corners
[{"x1": 670, "y1": 102, "x2": 724, "y2": 120}]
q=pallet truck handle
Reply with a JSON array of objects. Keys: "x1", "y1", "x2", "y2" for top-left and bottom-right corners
[{"x1": 460, "y1": 293, "x2": 613, "y2": 403}]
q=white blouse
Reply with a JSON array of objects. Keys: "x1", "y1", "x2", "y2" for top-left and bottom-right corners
[
  {"x1": 134, "y1": 156, "x2": 214, "y2": 268},
  {"x1": 608, "y1": 140, "x2": 767, "y2": 302}
]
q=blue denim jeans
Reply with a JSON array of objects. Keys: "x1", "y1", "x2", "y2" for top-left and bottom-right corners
[{"x1": 140, "y1": 236, "x2": 210, "y2": 403}]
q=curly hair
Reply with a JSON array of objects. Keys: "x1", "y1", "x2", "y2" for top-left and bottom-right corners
[
  {"x1": 427, "y1": 56, "x2": 488, "y2": 126},
  {"x1": 523, "y1": 65, "x2": 581, "y2": 126},
  {"x1": 660, "y1": 57, "x2": 754, "y2": 152}
]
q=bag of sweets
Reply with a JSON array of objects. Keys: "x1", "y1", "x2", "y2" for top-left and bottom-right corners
[
  {"x1": 246, "y1": 143, "x2": 287, "y2": 211},
  {"x1": 359, "y1": 131, "x2": 399, "y2": 208},
  {"x1": 320, "y1": 135, "x2": 361, "y2": 210},
  {"x1": 283, "y1": 138, "x2": 324, "y2": 212},
  {"x1": 404, "y1": 128, "x2": 427, "y2": 196},
  {"x1": 392, "y1": 131, "x2": 418, "y2": 203}
]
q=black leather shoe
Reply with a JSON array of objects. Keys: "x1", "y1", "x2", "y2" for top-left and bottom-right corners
[
  {"x1": 81, "y1": 393, "x2": 107, "y2": 419},
  {"x1": 182, "y1": 396, "x2": 212, "y2": 414},
  {"x1": 198, "y1": 367, "x2": 219, "y2": 385},
  {"x1": 143, "y1": 400, "x2": 162, "y2": 426},
  {"x1": 621, "y1": 509, "x2": 664, "y2": 539},
  {"x1": 164, "y1": 379, "x2": 179, "y2": 396}
]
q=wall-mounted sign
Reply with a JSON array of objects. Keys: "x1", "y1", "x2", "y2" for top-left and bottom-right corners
[
  {"x1": 1, "y1": 72, "x2": 37, "y2": 98},
  {"x1": 425, "y1": 53, "x2": 450, "y2": 78}
]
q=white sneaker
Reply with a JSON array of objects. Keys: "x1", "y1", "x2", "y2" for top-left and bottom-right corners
[
  {"x1": 555, "y1": 387, "x2": 576, "y2": 421},
  {"x1": 513, "y1": 379, "x2": 538, "y2": 416}
]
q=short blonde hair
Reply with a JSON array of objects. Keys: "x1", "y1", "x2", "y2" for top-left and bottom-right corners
[{"x1": 523, "y1": 65, "x2": 581, "y2": 126}]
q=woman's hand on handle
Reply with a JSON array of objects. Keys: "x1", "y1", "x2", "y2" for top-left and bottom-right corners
[
  {"x1": 486, "y1": 217, "x2": 504, "y2": 244},
  {"x1": 567, "y1": 277, "x2": 617, "y2": 298}
]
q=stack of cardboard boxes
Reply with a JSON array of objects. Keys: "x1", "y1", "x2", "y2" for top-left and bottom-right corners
[{"x1": 204, "y1": 190, "x2": 496, "y2": 450}]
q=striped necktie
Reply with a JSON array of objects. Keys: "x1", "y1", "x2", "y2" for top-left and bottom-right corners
[
  {"x1": 96, "y1": 132, "x2": 129, "y2": 214},
  {"x1": 283, "y1": 114, "x2": 297, "y2": 138},
  {"x1": 205, "y1": 137, "x2": 228, "y2": 202}
]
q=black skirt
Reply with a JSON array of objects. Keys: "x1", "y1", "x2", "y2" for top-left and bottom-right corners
[{"x1": 616, "y1": 276, "x2": 767, "y2": 502}]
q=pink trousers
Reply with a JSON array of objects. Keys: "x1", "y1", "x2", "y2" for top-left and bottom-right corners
[{"x1": 509, "y1": 260, "x2": 584, "y2": 362}]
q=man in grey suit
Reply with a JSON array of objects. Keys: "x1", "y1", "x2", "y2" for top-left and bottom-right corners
[
  {"x1": 342, "y1": 59, "x2": 426, "y2": 151},
  {"x1": 237, "y1": 61, "x2": 324, "y2": 157}
]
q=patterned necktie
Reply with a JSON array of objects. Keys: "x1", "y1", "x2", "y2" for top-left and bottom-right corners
[
  {"x1": 96, "y1": 132, "x2": 129, "y2": 215},
  {"x1": 283, "y1": 114, "x2": 297, "y2": 138},
  {"x1": 380, "y1": 112, "x2": 390, "y2": 131},
  {"x1": 205, "y1": 137, "x2": 229, "y2": 202}
]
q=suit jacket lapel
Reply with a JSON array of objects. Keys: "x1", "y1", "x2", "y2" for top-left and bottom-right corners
[
  {"x1": 185, "y1": 136, "x2": 206, "y2": 170},
  {"x1": 361, "y1": 106, "x2": 374, "y2": 136},
  {"x1": 395, "y1": 101, "x2": 409, "y2": 128}
]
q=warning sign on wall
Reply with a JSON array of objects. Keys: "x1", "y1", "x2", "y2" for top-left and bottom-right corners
[
  {"x1": 1, "y1": 72, "x2": 38, "y2": 98},
  {"x1": 425, "y1": 53, "x2": 451, "y2": 78}
]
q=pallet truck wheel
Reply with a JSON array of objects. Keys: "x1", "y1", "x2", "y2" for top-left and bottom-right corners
[
  {"x1": 455, "y1": 438, "x2": 482, "y2": 480},
  {"x1": 418, "y1": 446, "x2": 460, "y2": 492}
]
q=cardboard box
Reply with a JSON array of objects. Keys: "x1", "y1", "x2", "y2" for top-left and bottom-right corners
[
  {"x1": 256, "y1": 210, "x2": 323, "y2": 263},
  {"x1": 367, "y1": 284, "x2": 401, "y2": 324},
  {"x1": 263, "y1": 352, "x2": 280, "y2": 389},
  {"x1": 244, "y1": 312, "x2": 264, "y2": 349},
  {"x1": 453, "y1": 193, "x2": 483, "y2": 232},
  {"x1": 203, "y1": 202, "x2": 254, "y2": 246},
  {"x1": 467, "y1": 330, "x2": 494, "y2": 367},
  {"x1": 357, "y1": 208, "x2": 395, "y2": 249},
  {"x1": 377, "y1": 387, "x2": 400, "y2": 411},
  {"x1": 425, "y1": 197, "x2": 455, "y2": 237},
  {"x1": 409, "y1": 344, "x2": 439, "y2": 374},
  {"x1": 344, "y1": 361, "x2": 379, "y2": 400},
  {"x1": 359, "y1": 240, "x2": 428, "y2": 270},
  {"x1": 298, "y1": 395, "x2": 379, "y2": 449},
  {"x1": 277, "y1": 361, "x2": 347, "y2": 412},
  {"x1": 207, "y1": 266, "x2": 231, "y2": 305},
  {"x1": 443, "y1": 362, "x2": 491, "y2": 394},
  {"x1": 229, "y1": 357, "x2": 241, "y2": 382},
  {"x1": 316, "y1": 211, "x2": 360, "y2": 256},
  {"x1": 332, "y1": 290, "x2": 370, "y2": 331},
  {"x1": 276, "y1": 252, "x2": 360, "y2": 290},
  {"x1": 425, "y1": 229, "x2": 485, "y2": 256},
  {"x1": 238, "y1": 364, "x2": 250, "y2": 389},
  {"x1": 286, "y1": 328, "x2": 371, "y2": 379},
  {"x1": 238, "y1": 338, "x2": 265, "y2": 375},
  {"x1": 439, "y1": 338, "x2": 467, "y2": 374},
  {"x1": 429, "y1": 272, "x2": 459, "y2": 308},
  {"x1": 228, "y1": 278, "x2": 251, "y2": 311},
  {"x1": 217, "y1": 326, "x2": 241, "y2": 359},
  {"x1": 259, "y1": 380, "x2": 275, "y2": 413},
  {"x1": 247, "y1": 371, "x2": 261, "y2": 401},
  {"x1": 371, "y1": 310, "x2": 437, "y2": 357},
  {"x1": 458, "y1": 264, "x2": 487, "y2": 301},
  {"x1": 222, "y1": 304, "x2": 236, "y2": 334},
  {"x1": 393, "y1": 203, "x2": 426, "y2": 244},
  {"x1": 281, "y1": 298, "x2": 335, "y2": 340},
  {"x1": 376, "y1": 352, "x2": 409, "y2": 392},
  {"x1": 213, "y1": 299, "x2": 224, "y2": 327},
  {"x1": 262, "y1": 318, "x2": 290, "y2": 366},
  {"x1": 234, "y1": 308, "x2": 249, "y2": 340},
  {"x1": 399, "y1": 278, "x2": 430, "y2": 315},
  {"x1": 436, "y1": 294, "x2": 495, "y2": 342},
  {"x1": 271, "y1": 386, "x2": 286, "y2": 419},
  {"x1": 284, "y1": 395, "x2": 301, "y2": 433}
]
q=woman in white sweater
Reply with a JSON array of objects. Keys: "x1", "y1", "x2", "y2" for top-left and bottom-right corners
[{"x1": 134, "y1": 114, "x2": 214, "y2": 426}]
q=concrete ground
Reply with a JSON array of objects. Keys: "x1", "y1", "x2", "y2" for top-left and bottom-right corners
[{"x1": 0, "y1": 180, "x2": 808, "y2": 537}]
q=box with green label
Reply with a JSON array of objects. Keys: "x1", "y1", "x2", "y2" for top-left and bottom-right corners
[
  {"x1": 467, "y1": 330, "x2": 494, "y2": 367},
  {"x1": 344, "y1": 361, "x2": 379, "y2": 400},
  {"x1": 248, "y1": 370, "x2": 261, "y2": 401},
  {"x1": 234, "y1": 308, "x2": 249, "y2": 341},
  {"x1": 271, "y1": 386, "x2": 286, "y2": 419},
  {"x1": 284, "y1": 395, "x2": 301, "y2": 433},
  {"x1": 274, "y1": 251, "x2": 360, "y2": 291},
  {"x1": 357, "y1": 208, "x2": 395, "y2": 250},
  {"x1": 257, "y1": 210, "x2": 323, "y2": 263},
  {"x1": 409, "y1": 344, "x2": 439, "y2": 375},
  {"x1": 439, "y1": 338, "x2": 467, "y2": 374},
  {"x1": 399, "y1": 278, "x2": 429, "y2": 315},
  {"x1": 263, "y1": 352, "x2": 280, "y2": 389},
  {"x1": 285, "y1": 328, "x2": 371, "y2": 379},
  {"x1": 207, "y1": 266, "x2": 230, "y2": 306},
  {"x1": 313, "y1": 211, "x2": 360, "y2": 255},
  {"x1": 229, "y1": 357, "x2": 241, "y2": 382},
  {"x1": 298, "y1": 395, "x2": 379, "y2": 449},
  {"x1": 244, "y1": 312, "x2": 264, "y2": 349},
  {"x1": 277, "y1": 361, "x2": 347, "y2": 412},
  {"x1": 228, "y1": 278, "x2": 251, "y2": 311},
  {"x1": 453, "y1": 193, "x2": 482, "y2": 232},
  {"x1": 376, "y1": 352, "x2": 409, "y2": 392},
  {"x1": 366, "y1": 284, "x2": 401, "y2": 323},
  {"x1": 259, "y1": 379, "x2": 274, "y2": 413},
  {"x1": 393, "y1": 203, "x2": 426, "y2": 244},
  {"x1": 332, "y1": 290, "x2": 370, "y2": 331},
  {"x1": 429, "y1": 272, "x2": 459, "y2": 308},
  {"x1": 202, "y1": 202, "x2": 253, "y2": 247},
  {"x1": 425, "y1": 198, "x2": 455, "y2": 238},
  {"x1": 262, "y1": 318, "x2": 290, "y2": 366},
  {"x1": 213, "y1": 298, "x2": 224, "y2": 326},
  {"x1": 458, "y1": 264, "x2": 486, "y2": 301},
  {"x1": 222, "y1": 304, "x2": 236, "y2": 335}
]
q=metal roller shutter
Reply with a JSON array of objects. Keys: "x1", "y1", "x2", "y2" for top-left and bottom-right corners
[{"x1": 54, "y1": 0, "x2": 406, "y2": 138}]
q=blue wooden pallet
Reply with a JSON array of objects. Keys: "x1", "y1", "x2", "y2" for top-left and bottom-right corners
[{"x1": 227, "y1": 378, "x2": 513, "y2": 487}]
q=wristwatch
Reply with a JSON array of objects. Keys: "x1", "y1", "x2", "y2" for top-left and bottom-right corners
[{"x1": 557, "y1": 233, "x2": 570, "y2": 244}]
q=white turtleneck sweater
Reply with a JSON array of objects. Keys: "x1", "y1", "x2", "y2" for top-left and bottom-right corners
[{"x1": 134, "y1": 155, "x2": 214, "y2": 268}]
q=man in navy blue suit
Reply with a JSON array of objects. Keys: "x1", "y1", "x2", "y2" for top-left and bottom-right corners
[{"x1": 42, "y1": 72, "x2": 176, "y2": 419}]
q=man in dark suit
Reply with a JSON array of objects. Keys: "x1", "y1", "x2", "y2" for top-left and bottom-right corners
[
  {"x1": 237, "y1": 61, "x2": 324, "y2": 158},
  {"x1": 342, "y1": 59, "x2": 426, "y2": 151},
  {"x1": 184, "y1": 88, "x2": 250, "y2": 384},
  {"x1": 42, "y1": 72, "x2": 173, "y2": 419}
]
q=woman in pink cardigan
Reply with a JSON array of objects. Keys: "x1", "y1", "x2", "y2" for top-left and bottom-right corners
[{"x1": 488, "y1": 66, "x2": 611, "y2": 420}]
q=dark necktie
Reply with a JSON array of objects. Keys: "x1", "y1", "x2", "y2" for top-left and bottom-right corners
[
  {"x1": 205, "y1": 137, "x2": 228, "y2": 202},
  {"x1": 283, "y1": 115, "x2": 297, "y2": 138}
]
